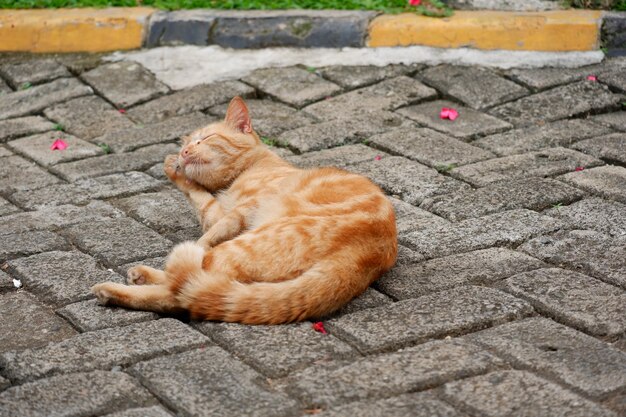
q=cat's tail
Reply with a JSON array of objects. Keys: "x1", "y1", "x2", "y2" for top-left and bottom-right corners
[{"x1": 174, "y1": 247, "x2": 381, "y2": 324}]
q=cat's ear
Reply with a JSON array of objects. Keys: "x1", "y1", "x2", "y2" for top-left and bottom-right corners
[{"x1": 225, "y1": 96, "x2": 253, "y2": 134}]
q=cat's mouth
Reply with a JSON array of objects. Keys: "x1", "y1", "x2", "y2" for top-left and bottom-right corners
[{"x1": 181, "y1": 156, "x2": 207, "y2": 166}]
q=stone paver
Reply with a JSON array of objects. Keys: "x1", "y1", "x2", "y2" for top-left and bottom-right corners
[
  {"x1": 500, "y1": 268, "x2": 626, "y2": 337},
  {"x1": 450, "y1": 147, "x2": 603, "y2": 187},
  {"x1": 348, "y1": 156, "x2": 470, "y2": 205},
  {"x1": 303, "y1": 76, "x2": 437, "y2": 120},
  {"x1": 285, "y1": 338, "x2": 504, "y2": 407},
  {"x1": 0, "y1": 318, "x2": 209, "y2": 383},
  {"x1": 506, "y1": 64, "x2": 606, "y2": 90},
  {"x1": 286, "y1": 143, "x2": 387, "y2": 169},
  {"x1": 572, "y1": 132, "x2": 626, "y2": 165},
  {"x1": 0, "y1": 371, "x2": 158, "y2": 417},
  {"x1": 368, "y1": 127, "x2": 495, "y2": 168},
  {"x1": 398, "y1": 99, "x2": 512, "y2": 141},
  {"x1": 319, "y1": 64, "x2": 413, "y2": 89},
  {"x1": 44, "y1": 95, "x2": 136, "y2": 140},
  {"x1": 64, "y1": 217, "x2": 172, "y2": 266},
  {"x1": 82, "y1": 61, "x2": 169, "y2": 108},
  {"x1": 57, "y1": 299, "x2": 159, "y2": 332},
  {"x1": 520, "y1": 230, "x2": 626, "y2": 289},
  {"x1": 421, "y1": 177, "x2": 585, "y2": 221},
  {"x1": 376, "y1": 248, "x2": 545, "y2": 300},
  {"x1": 442, "y1": 370, "x2": 617, "y2": 417},
  {"x1": 195, "y1": 321, "x2": 354, "y2": 377},
  {"x1": 0, "y1": 197, "x2": 19, "y2": 216},
  {"x1": 489, "y1": 81, "x2": 623, "y2": 126},
  {"x1": 209, "y1": 98, "x2": 315, "y2": 137},
  {"x1": 546, "y1": 197, "x2": 626, "y2": 237},
  {"x1": 102, "y1": 406, "x2": 174, "y2": 417},
  {"x1": 328, "y1": 286, "x2": 532, "y2": 353},
  {"x1": 130, "y1": 347, "x2": 298, "y2": 417},
  {"x1": 558, "y1": 165, "x2": 626, "y2": 203},
  {"x1": 401, "y1": 209, "x2": 563, "y2": 259},
  {"x1": 0, "y1": 292, "x2": 77, "y2": 354},
  {"x1": 467, "y1": 317, "x2": 626, "y2": 398},
  {"x1": 8, "y1": 131, "x2": 103, "y2": 166},
  {"x1": 0, "y1": 116, "x2": 55, "y2": 142},
  {"x1": 0, "y1": 77, "x2": 92, "y2": 120},
  {"x1": 474, "y1": 119, "x2": 612, "y2": 156},
  {"x1": 0, "y1": 155, "x2": 61, "y2": 194},
  {"x1": 0, "y1": 230, "x2": 69, "y2": 261},
  {"x1": 127, "y1": 81, "x2": 254, "y2": 124},
  {"x1": 333, "y1": 287, "x2": 392, "y2": 316},
  {"x1": 588, "y1": 111, "x2": 626, "y2": 131},
  {"x1": 8, "y1": 250, "x2": 124, "y2": 307},
  {"x1": 243, "y1": 66, "x2": 341, "y2": 108},
  {"x1": 0, "y1": 59, "x2": 70, "y2": 88},
  {"x1": 420, "y1": 65, "x2": 528, "y2": 109}
]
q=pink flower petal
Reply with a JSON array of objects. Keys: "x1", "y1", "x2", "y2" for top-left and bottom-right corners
[
  {"x1": 439, "y1": 108, "x2": 451, "y2": 119},
  {"x1": 575, "y1": 166, "x2": 585, "y2": 172},
  {"x1": 374, "y1": 155, "x2": 382, "y2": 161},
  {"x1": 586, "y1": 75, "x2": 597, "y2": 81},
  {"x1": 50, "y1": 139, "x2": 68, "y2": 151},
  {"x1": 409, "y1": 0, "x2": 421, "y2": 5},
  {"x1": 118, "y1": 109, "x2": 126, "y2": 114},
  {"x1": 312, "y1": 322, "x2": 327, "y2": 334},
  {"x1": 447, "y1": 108, "x2": 459, "y2": 121}
]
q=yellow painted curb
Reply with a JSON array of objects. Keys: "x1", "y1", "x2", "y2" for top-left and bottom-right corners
[
  {"x1": 0, "y1": 8, "x2": 154, "y2": 53},
  {"x1": 368, "y1": 10, "x2": 602, "y2": 51}
]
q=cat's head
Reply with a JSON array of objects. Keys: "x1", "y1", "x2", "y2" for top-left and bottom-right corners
[{"x1": 178, "y1": 96, "x2": 263, "y2": 190}]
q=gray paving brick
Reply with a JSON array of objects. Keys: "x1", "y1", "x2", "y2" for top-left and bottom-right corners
[
  {"x1": 130, "y1": 347, "x2": 298, "y2": 417},
  {"x1": 473, "y1": 119, "x2": 612, "y2": 156},
  {"x1": 588, "y1": 111, "x2": 626, "y2": 131},
  {"x1": 95, "y1": 111, "x2": 214, "y2": 153},
  {"x1": 368, "y1": 127, "x2": 494, "y2": 169},
  {"x1": 53, "y1": 143, "x2": 180, "y2": 181},
  {"x1": 559, "y1": 165, "x2": 626, "y2": 203},
  {"x1": 208, "y1": 98, "x2": 315, "y2": 137},
  {"x1": 0, "y1": 230, "x2": 69, "y2": 262},
  {"x1": 0, "y1": 201, "x2": 124, "y2": 236},
  {"x1": 333, "y1": 287, "x2": 393, "y2": 316},
  {"x1": 420, "y1": 65, "x2": 528, "y2": 109},
  {"x1": 322, "y1": 391, "x2": 466, "y2": 417},
  {"x1": 572, "y1": 132, "x2": 626, "y2": 164},
  {"x1": 0, "y1": 375, "x2": 7, "y2": 391},
  {"x1": 195, "y1": 321, "x2": 354, "y2": 378},
  {"x1": 112, "y1": 190, "x2": 200, "y2": 240},
  {"x1": 490, "y1": 81, "x2": 623, "y2": 126},
  {"x1": 0, "y1": 59, "x2": 70, "y2": 88},
  {"x1": 0, "y1": 155, "x2": 61, "y2": 194},
  {"x1": 0, "y1": 147, "x2": 11, "y2": 158},
  {"x1": 8, "y1": 131, "x2": 103, "y2": 166},
  {"x1": 467, "y1": 317, "x2": 626, "y2": 398},
  {"x1": 398, "y1": 100, "x2": 513, "y2": 141},
  {"x1": 57, "y1": 299, "x2": 159, "y2": 332},
  {"x1": 0, "y1": 116, "x2": 55, "y2": 142},
  {"x1": 303, "y1": 76, "x2": 437, "y2": 120},
  {"x1": 391, "y1": 197, "x2": 451, "y2": 237},
  {"x1": 0, "y1": 318, "x2": 209, "y2": 383},
  {"x1": 102, "y1": 406, "x2": 173, "y2": 417},
  {"x1": 0, "y1": 292, "x2": 77, "y2": 354},
  {"x1": 328, "y1": 286, "x2": 532, "y2": 353},
  {"x1": 285, "y1": 338, "x2": 504, "y2": 407},
  {"x1": 243, "y1": 66, "x2": 341, "y2": 108},
  {"x1": 505, "y1": 64, "x2": 606, "y2": 90},
  {"x1": 0, "y1": 78, "x2": 10, "y2": 95},
  {"x1": 348, "y1": 156, "x2": 470, "y2": 205},
  {"x1": 286, "y1": 144, "x2": 387, "y2": 169},
  {"x1": 600, "y1": 67, "x2": 626, "y2": 93},
  {"x1": 546, "y1": 197, "x2": 626, "y2": 237},
  {"x1": 500, "y1": 268, "x2": 626, "y2": 337},
  {"x1": 8, "y1": 250, "x2": 123, "y2": 307},
  {"x1": 278, "y1": 111, "x2": 410, "y2": 152},
  {"x1": 82, "y1": 61, "x2": 169, "y2": 108},
  {"x1": 395, "y1": 244, "x2": 426, "y2": 266},
  {"x1": 377, "y1": 248, "x2": 545, "y2": 300},
  {"x1": 402, "y1": 209, "x2": 563, "y2": 259},
  {"x1": 520, "y1": 230, "x2": 626, "y2": 289},
  {"x1": 64, "y1": 217, "x2": 172, "y2": 266},
  {"x1": 0, "y1": 77, "x2": 92, "y2": 120},
  {"x1": 127, "y1": 81, "x2": 254, "y2": 124},
  {"x1": 0, "y1": 270, "x2": 12, "y2": 293},
  {"x1": 44, "y1": 95, "x2": 136, "y2": 140},
  {"x1": 0, "y1": 371, "x2": 158, "y2": 417},
  {"x1": 0, "y1": 197, "x2": 18, "y2": 216},
  {"x1": 10, "y1": 171, "x2": 162, "y2": 210},
  {"x1": 421, "y1": 178, "x2": 585, "y2": 221},
  {"x1": 319, "y1": 64, "x2": 413, "y2": 89},
  {"x1": 450, "y1": 147, "x2": 603, "y2": 187}
]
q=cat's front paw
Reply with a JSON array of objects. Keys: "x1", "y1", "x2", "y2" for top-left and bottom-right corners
[
  {"x1": 92, "y1": 282, "x2": 114, "y2": 305},
  {"x1": 127, "y1": 266, "x2": 147, "y2": 285},
  {"x1": 164, "y1": 154, "x2": 183, "y2": 182}
]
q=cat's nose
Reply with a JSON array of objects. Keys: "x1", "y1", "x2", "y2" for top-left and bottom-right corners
[{"x1": 182, "y1": 148, "x2": 189, "y2": 156}]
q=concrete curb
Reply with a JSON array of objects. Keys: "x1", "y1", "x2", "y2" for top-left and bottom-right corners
[{"x1": 0, "y1": 8, "x2": 625, "y2": 53}]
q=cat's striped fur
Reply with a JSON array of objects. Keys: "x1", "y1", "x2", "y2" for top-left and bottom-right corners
[{"x1": 92, "y1": 97, "x2": 397, "y2": 324}]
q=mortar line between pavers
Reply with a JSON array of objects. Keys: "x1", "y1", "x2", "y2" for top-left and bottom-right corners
[{"x1": 122, "y1": 368, "x2": 188, "y2": 417}]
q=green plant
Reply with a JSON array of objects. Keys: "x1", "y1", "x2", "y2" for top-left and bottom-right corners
[
  {"x1": 53, "y1": 123, "x2": 64, "y2": 131},
  {"x1": 97, "y1": 142, "x2": 112, "y2": 154},
  {"x1": 19, "y1": 82, "x2": 31, "y2": 90},
  {"x1": 435, "y1": 163, "x2": 457, "y2": 173},
  {"x1": 260, "y1": 136, "x2": 278, "y2": 147}
]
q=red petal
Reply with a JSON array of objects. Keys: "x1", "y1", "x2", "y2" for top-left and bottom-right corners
[
  {"x1": 409, "y1": 0, "x2": 421, "y2": 5},
  {"x1": 575, "y1": 166, "x2": 585, "y2": 172},
  {"x1": 447, "y1": 108, "x2": 459, "y2": 121},
  {"x1": 312, "y1": 322, "x2": 327, "y2": 334},
  {"x1": 586, "y1": 75, "x2": 597, "y2": 81},
  {"x1": 50, "y1": 139, "x2": 68, "y2": 151},
  {"x1": 374, "y1": 155, "x2": 382, "y2": 161},
  {"x1": 439, "y1": 108, "x2": 451, "y2": 119},
  {"x1": 118, "y1": 109, "x2": 127, "y2": 114}
]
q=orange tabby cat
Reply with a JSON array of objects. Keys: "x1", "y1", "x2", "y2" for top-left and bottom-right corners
[{"x1": 92, "y1": 97, "x2": 397, "y2": 324}]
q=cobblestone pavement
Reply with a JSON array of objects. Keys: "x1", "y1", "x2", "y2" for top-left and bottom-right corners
[{"x1": 0, "y1": 53, "x2": 625, "y2": 417}]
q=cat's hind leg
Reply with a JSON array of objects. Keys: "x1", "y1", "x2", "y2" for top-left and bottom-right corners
[
  {"x1": 91, "y1": 282, "x2": 184, "y2": 314},
  {"x1": 127, "y1": 265, "x2": 168, "y2": 285}
]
